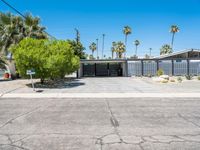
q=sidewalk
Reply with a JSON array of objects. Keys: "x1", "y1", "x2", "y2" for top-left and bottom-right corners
[{"x1": 1, "y1": 92, "x2": 200, "y2": 98}]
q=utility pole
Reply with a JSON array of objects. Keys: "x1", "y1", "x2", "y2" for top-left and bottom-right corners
[
  {"x1": 96, "y1": 38, "x2": 99, "y2": 59},
  {"x1": 102, "y1": 34, "x2": 105, "y2": 59}
]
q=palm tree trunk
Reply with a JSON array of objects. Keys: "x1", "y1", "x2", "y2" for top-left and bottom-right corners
[
  {"x1": 112, "y1": 51, "x2": 114, "y2": 59},
  {"x1": 171, "y1": 33, "x2": 175, "y2": 51},
  {"x1": 135, "y1": 46, "x2": 138, "y2": 56},
  {"x1": 124, "y1": 35, "x2": 127, "y2": 58}
]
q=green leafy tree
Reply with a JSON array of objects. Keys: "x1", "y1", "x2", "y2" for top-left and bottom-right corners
[
  {"x1": 160, "y1": 44, "x2": 172, "y2": 55},
  {"x1": 134, "y1": 40, "x2": 140, "y2": 56},
  {"x1": 67, "y1": 40, "x2": 86, "y2": 59},
  {"x1": 123, "y1": 26, "x2": 132, "y2": 57},
  {"x1": 170, "y1": 25, "x2": 179, "y2": 50},
  {"x1": 10, "y1": 38, "x2": 79, "y2": 83},
  {"x1": 89, "y1": 42, "x2": 97, "y2": 58}
]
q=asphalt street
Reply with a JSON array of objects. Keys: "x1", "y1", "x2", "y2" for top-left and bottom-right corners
[{"x1": 0, "y1": 97, "x2": 200, "y2": 150}]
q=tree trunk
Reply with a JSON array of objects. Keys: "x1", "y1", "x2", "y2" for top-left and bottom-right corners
[
  {"x1": 6, "y1": 60, "x2": 16, "y2": 79},
  {"x1": 119, "y1": 52, "x2": 122, "y2": 59},
  {"x1": 171, "y1": 33, "x2": 175, "y2": 51},
  {"x1": 40, "y1": 78, "x2": 44, "y2": 84},
  {"x1": 112, "y1": 51, "x2": 114, "y2": 59},
  {"x1": 135, "y1": 46, "x2": 138, "y2": 56}
]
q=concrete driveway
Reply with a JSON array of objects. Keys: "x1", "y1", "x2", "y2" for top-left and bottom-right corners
[
  {"x1": 0, "y1": 97, "x2": 200, "y2": 150},
  {"x1": 1, "y1": 77, "x2": 200, "y2": 94}
]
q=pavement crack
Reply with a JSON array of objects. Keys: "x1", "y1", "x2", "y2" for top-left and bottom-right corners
[
  {"x1": 0, "y1": 106, "x2": 41, "y2": 129},
  {"x1": 178, "y1": 113, "x2": 200, "y2": 128}
]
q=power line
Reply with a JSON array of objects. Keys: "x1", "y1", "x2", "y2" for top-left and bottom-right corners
[{"x1": 0, "y1": 0, "x2": 56, "y2": 40}]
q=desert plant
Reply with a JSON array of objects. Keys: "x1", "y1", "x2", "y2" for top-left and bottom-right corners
[
  {"x1": 157, "y1": 69, "x2": 164, "y2": 76},
  {"x1": 177, "y1": 77, "x2": 182, "y2": 83},
  {"x1": 185, "y1": 75, "x2": 193, "y2": 80},
  {"x1": 198, "y1": 76, "x2": 200, "y2": 80}
]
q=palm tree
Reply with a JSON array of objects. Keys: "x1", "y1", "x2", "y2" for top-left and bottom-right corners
[
  {"x1": 24, "y1": 13, "x2": 47, "y2": 39},
  {"x1": 0, "y1": 12, "x2": 47, "y2": 77},
  {"x1": 134, "y1": 40, "x2": 140, "y2": 56},
  {"x1": 0, "y1": 12, "x2": 23, "y2": 56},
  {"x1": 123, "y1": 26, "x2": 132, "y2": 57},
  {"x1": 0, "y1": 12, "x2": 47, "y2": 56},
  {"x1": 170, "y1": 25, "x2": 179, "y2": 50},
  {"x1": 111, "y1": 42, "x2": 117, "y2": 59},
  {"x1": 114, "y1": 41, "x2": 126, "y2": 58},
  {"x1": 0, "y1": 56, "x2": 6, "y2": 69},
  {"x1": 89, "y1": 42, "x2": 97, "y2": 58},
  {"x1": 160, "y1": 44, "x2": 172, "y2": 55}
]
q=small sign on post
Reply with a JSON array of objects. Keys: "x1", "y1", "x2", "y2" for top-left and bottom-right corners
[{"x1": 27, "y1": 69, "x2": 36, "y2": 91}]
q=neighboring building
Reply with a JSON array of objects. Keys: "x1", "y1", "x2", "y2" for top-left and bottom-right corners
[
  {"x1": 78, "y1": 49, "x2": 200, "y2": 77},
  {"x1": 154, "y1": 49, "x2": 200, "y2": 59}
]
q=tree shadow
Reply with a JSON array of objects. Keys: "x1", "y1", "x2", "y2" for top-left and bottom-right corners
[{"x1": 26, "y1": 78, "x2": 85, "y2": 89}]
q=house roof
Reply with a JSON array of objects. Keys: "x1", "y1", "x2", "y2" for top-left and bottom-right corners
[{"x1": 154, "y1": 49, "x2": 200, "y2": 59}]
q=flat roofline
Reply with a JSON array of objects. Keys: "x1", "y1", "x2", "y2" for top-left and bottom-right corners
[
  {"x1": 81, "y1": 57, "x2": 200, "y2": 63},
  {"x1": 80, "y1": 59, "x2": 126, "y2": 63}
]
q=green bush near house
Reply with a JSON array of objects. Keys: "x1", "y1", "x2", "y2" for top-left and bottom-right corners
[
  {"x1": 10, "y1": 38, "x2": 80, "y2": 83},
  {"x1": 177, "y1": 77, "x2": 182, "y2": 83},
  {"x1": 156, "y1": 69, "x2": 164, "y2": 76}
]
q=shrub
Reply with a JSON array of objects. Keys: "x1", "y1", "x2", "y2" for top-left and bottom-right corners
[
  {"x1": 185, "y1": 75, "x2": 193, "y2": 80},
  {"x1": 157, "y1": 69, "x2": 164, "y2": 76},
  {"x1": 198, "y1": 76, "x2": 200, "y2": 80},
  {"x1": 11, "y1": 38, "x2": 80, "y2": 83},
  {"x1": 177, "y1": 77, "x2": 182, "y2": 83},
  {"x1": 147, "y1": 73, "x2": 152, "y2": 78}
]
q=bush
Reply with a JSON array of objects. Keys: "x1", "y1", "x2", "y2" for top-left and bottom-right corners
[
  {"x1": 177, "y1": 77, "x2": 182, "y2": 83},
  {"x1": 157, "y1": 69, "x2": 164, "y2": 76},
  {"x1": 11, "y1": 38, "x2": 80, "y2": 83},
  {"x1": 198, "y1": 76, "x2": 200, "y2": 80},
  {"x1": 185, "y1": 75, "x2": 193, "y2": 80}
]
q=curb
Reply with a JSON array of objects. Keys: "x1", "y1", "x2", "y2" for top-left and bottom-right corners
[{"x1": 1, "y1": 93, "x2": 200, "y2": 99}]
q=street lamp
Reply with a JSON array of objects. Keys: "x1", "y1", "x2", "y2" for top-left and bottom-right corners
[{"x1": 102, "y1": 34, "x2": 105, "y2": 59}]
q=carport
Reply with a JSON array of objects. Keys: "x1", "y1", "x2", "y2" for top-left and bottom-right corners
[{"x1": 78, "y1": 59, "x2": 127, "y2": 77}]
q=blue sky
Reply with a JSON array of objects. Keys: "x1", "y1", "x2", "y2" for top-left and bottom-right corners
[{"x1": 1, "y1": 0, "x2": 200, "y2": 57}]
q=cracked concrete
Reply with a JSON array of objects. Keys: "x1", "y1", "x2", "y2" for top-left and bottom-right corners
[{"x1": 0, "y1": 97, "x2": 200, "y2": 149}]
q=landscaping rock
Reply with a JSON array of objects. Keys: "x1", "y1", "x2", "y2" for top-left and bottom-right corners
[{"x1": 160, "y1": 75, "x2": 169, "y2": 80}]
